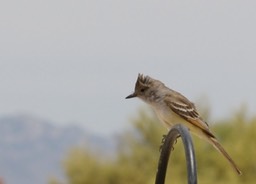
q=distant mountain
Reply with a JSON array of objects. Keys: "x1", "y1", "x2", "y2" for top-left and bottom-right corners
[{"x1": 0, "y1": 114, "x2": 115, "y2": 184}]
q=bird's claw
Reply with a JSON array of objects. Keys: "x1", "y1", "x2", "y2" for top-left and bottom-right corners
[
  {"x1": 161, "y1": 134, "x2": 167, "y2": 143},
  {"x1": 159, "y1": 134, "x2": 181, "y2": 152},
  {"x1": 159, "y1": 134, "x2": 167, "y2": 152}
]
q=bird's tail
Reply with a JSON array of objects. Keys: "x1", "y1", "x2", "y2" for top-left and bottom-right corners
[{"x1": 207, "y1": 135, "x2": 242, "y2": 175}]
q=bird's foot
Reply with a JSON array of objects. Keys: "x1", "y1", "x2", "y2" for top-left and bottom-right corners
[
  {"x1": 161, "y1": 134, "x2": 167, "y2": 143},
  {"x1": 159, "y1": 134, "x2": 181, "y2": 152},
  {"x1": 159, "y1": 134, "x2": 167, "y2": 152}
]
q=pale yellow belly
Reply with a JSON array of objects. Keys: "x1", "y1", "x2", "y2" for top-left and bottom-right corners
[
  {"x1": 153, "y1": 106, "x2": 208, "y2": 140},
  {"x1": 154, "y1": 107, "x2": 187, "y2": 129}
]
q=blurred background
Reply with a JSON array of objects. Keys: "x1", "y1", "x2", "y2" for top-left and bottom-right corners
[{"x1": 0, "y1": 0, "x2": 256, "y2": 183}]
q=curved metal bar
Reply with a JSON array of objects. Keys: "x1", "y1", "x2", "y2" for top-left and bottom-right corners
[{"x1": 155, "y1": 124, "x2": 197, "y2": 184}]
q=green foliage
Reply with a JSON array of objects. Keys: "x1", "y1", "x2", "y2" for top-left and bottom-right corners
[{"x1": 54, "y1": 108, "x2": 256, "y2": 184}]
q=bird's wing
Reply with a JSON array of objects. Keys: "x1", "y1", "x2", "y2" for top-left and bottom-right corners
[{"x1": 164, "y1": 93, "x2": 211, "y2": 133}]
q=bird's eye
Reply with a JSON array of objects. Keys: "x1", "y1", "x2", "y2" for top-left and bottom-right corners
[{"x1": 140, "y1": 88, "x2": 145, "y2": 92}]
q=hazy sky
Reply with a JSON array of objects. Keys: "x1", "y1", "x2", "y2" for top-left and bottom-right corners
[{"x1": 1, "y1": 0, "x2": 256, "y2": 136}]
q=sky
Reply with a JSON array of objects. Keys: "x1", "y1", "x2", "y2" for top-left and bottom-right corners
[{"x1": 0, "y1": 0, "x2": 256, "y2": 136}]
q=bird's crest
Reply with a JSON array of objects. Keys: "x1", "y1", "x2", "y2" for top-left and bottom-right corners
[{"x1": 136, "y1": 73, "x2": 153, "y2": 87}]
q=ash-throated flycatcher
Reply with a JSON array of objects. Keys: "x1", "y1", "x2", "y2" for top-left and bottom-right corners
[{"x1": 126, "y1": 74, "x2": 242, "y2": 175}]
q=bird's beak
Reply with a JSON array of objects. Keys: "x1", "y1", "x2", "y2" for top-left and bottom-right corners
[{"x1": 125, "y1": 92, "x2": 137, "y2": 99}]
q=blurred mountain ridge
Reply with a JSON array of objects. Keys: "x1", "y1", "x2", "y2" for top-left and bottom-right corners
[{"x1": 0, "y1": 114, "x2": 115, "y2": 184}]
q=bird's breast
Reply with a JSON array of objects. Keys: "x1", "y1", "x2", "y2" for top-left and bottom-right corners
[{"x1": 152, "y1": 103, "x2": 185, "y2": 130}]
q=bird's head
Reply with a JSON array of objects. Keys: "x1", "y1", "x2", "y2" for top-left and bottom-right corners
[{"x1": 126, "y1": 74, "x2": 163, "y2": 102}]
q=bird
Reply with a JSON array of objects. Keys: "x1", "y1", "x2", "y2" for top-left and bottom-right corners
[{"x1": 126, "y1": 73, "x2": 242, "y2": 175}]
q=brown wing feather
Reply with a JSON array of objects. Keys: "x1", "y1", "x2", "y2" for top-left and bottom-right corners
[{"x1": 164, "y1": 93, "x2": 210, "y2": 133}]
